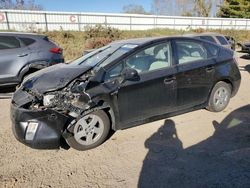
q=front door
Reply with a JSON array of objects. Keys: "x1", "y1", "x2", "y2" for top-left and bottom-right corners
[{"x1": 105, "y1": 41, "x2": 177, "y2": 128}]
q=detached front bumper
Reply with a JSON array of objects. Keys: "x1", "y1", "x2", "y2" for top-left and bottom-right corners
[{"x1": 11, "y1": 103, "x2": 69, "y2": 149}]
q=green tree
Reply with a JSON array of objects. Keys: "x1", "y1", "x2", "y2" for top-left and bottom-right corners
[
  {"x1": 0, "y1": 0, "x2": 42, "y2": 10},
  {"x1": 217, "y1": 0, "x2": 250, "y2": 18},
  {"x1": 122, "y1": 4, "x2": 149, "y2": 14}
]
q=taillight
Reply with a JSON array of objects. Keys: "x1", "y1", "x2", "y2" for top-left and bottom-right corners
[{"x1": 50, "y1": 47, "x2": 62, "y2": 54}]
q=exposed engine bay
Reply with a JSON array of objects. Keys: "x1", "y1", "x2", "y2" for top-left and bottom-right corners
[{"x1": 23, "y1": 71, "x2": 96, "y2": 119}]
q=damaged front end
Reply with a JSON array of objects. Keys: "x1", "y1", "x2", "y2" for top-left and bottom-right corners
[{"x1": 11, "y1": 65, "x2": 103, "y2": 150}]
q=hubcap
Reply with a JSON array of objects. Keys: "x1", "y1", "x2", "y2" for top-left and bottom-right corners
[
  {"x1": 213, "y1": 87, "x2": 229, "y2": 109},
  {"x1": 73, "y1": 114, "x2": 104, "y2": 146}
]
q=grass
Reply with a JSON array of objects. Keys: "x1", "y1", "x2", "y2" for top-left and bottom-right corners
[{"x1": 42, "y1": 28, "x2": 250, "y2": 61}]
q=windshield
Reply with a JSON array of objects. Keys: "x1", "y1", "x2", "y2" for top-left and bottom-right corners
[
  {"x1": 70, "y1": 45, "x2": 111, "y2": 66},
  {"x1": 70, "y1": 43, "x2": 138, "y2": 68}
]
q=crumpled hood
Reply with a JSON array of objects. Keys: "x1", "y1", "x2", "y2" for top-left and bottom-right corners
[{"x1": 22, "y1": 63, "x2": 92, "y2": 94}]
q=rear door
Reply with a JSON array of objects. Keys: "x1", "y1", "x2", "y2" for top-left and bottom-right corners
[
  {"x1": 0, "y1": 35, "x2": 30, "y2": 84},
  {"x1": 173, "y1": 39, "x2": 216, "y2": 109}
]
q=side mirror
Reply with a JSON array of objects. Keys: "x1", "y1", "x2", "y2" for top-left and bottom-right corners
[{"x1": 121, "y1": 67, "x2": 139, "y2": 82}]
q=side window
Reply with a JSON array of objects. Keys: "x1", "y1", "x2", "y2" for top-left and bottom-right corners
[
  {"x1": 105, "y1": 63, "x2": 124, "y2": 80},
  {"x1": 0, "y1": 36, "x2": 21, "y2": 50},
  {"x1": 105, "y1": 42, "x2": 172, "y2": 81},
  {"x1": 176, "y1": 40, "x2": 208, "y2": 64},
  {"x1": 125, "y1": 42, "x2": 171, "y2": 73},
  {"x1": 19, "y1": 37, "x2": 35, "y2": 46},
  {"x1": 205, "y1": 43, "x2": 219, "y2": 57},
  {"x1": 216, "y1": 36, "x2": 228, "y2": 45},
  {"x1": 200, "y1": 36, "x2": 216, "y2": 43}
]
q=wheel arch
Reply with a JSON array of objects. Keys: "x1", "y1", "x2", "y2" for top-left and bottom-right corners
[
  {"x1": 94, "y1": 100, "x2": 116, "y2": 131},
  {"x1": 214, "y1": 78, "x2": 233, "y2": 94},
  {"x1": 206, "y1": 80, "x2": 232, "y2": 112},
  {"x1": 206, "y1": 78, "x2": 233, "y2": 106}
]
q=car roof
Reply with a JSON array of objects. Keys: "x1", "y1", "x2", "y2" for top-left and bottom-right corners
[
  {"x1": 111, "y1": 36, "x2": 198, "y2": 46},
  {"x1": 112, "y1": 37, "x2": 164, "y2": 45},
  {"x1": 186, "y1": 32, "x2": 225, "y2": 37},
  {"x1": 0, "y1": 32, "x2": 46, "y2": 38}
]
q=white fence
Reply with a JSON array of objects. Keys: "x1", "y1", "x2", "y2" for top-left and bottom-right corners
[{"x1": 0, "y1": 9, "x2": 250, "y2": 31}]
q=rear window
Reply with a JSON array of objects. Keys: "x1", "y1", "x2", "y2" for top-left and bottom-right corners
[
  {"x1": 216, "y1": 36, "x2": 228, "y2": 45},
  {"x1": 0, "y1": 36, "x2": 21, "y2": 50},
  {"x1": 19, "y1": 37, "x2": 36, "y2": 46},
  {"x1": 200, "y1": 36, "x2": 216, "y2": 43}
]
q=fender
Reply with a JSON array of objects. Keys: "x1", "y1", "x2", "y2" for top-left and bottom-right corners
[
  {"x1": 62, "y1": 101, "x2": 116, "y2": 144},
  {"x1": 78, "y1": 97, "x2": 117, "y2": 131}
]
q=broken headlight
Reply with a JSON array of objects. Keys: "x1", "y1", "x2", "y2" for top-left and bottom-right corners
[{"x1": 43, "y1": 94, "x2": 55, "y2": 106}]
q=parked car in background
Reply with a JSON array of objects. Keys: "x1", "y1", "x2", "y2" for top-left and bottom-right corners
[
  {"x1": 83, "y1": 49, "x2": 95, "y2": 56},
  {"x1": 188, "y1": 32, "x2": 232, "y2": 50},
  {"x1": 240, "y1": 42, "x2": 250, "y2": 54},
  {"x1": 11, "y1": 36, "x2": 241, "y2": 151},
  {"x1": 225, "y1": 36, "x2": 236, "y2": 50},
  {"x1": 0, "y1": 32, "x2": 64, "y2": 88}
]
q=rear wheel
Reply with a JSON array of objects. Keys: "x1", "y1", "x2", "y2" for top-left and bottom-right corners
[
  {"x1": 66, "y1": 110, "x2": 110, "y2": 151},
  {"x1": 207, "y1": 81, "x2": 232, "y2": 112}
]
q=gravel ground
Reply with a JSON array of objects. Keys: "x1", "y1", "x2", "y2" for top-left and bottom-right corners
[{"x1": 0, "y1": 53, "x2": 249, "y2": 188}]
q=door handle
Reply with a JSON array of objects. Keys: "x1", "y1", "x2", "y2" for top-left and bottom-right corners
[
  {"x1": 164, "y1": 77, "x2": 176, "y2": 85},
  {"x1": 18, "y1": 53, "x2": 28, "y2": 57},
  {"x1": 206, "y1": 66, "x2": 214, "y2": 72}
]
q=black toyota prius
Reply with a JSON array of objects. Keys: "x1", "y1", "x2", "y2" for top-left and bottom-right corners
[{"x1": 11, "y1": 36, "x2": 241, "y2": 151}]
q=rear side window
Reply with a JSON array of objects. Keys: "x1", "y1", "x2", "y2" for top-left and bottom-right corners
[
  {"x1": 0, "y1": 36, "x2": 20, "y2": 50},
  {"x1": 200, "y1": 36, "x2": 216, "y2": 43},
  {"x1": 176, "y1": 40, "x2": 208, "y2": 64},
  {"x1": 216, "y1": 36, "x2": 228, "y2": 45},
  {"x1": 19, "y1": 37, "x2": 35, "y2": 46},
  {"x1": 205, "y1": 43, "x2": 219, "y2": 57}
]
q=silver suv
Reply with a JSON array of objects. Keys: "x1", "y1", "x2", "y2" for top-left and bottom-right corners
[
  {"x1": 188, "y1": 32, "x2": 232, "y2": 50},
  {"x1": 0, "y1": 32, "x2": 64, "y2": 88}
]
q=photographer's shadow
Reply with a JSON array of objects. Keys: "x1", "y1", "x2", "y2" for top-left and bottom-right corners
[
  {"x1": 138, "y1": 105, "x2": 250, "y2": 188},
  {"x1": 138, "y1": 119, "x2": 184, "y2": 187}
]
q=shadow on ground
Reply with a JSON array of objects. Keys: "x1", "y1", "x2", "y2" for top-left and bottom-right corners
[
  {"x1": 138, "y1": 105, "x2": 250, "y2": 188},
  {"x1": 239, "y1": 64, "x2": 250, "y2": 74},
  {"x1": 244, "y1": 65, "x2": 250, "y2": 73},
  {"x1": 0, "y1": 86, "x2": 15, "y2": 99}
]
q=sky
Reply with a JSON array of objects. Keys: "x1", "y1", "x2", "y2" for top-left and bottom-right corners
[{"x1": 35, "y1": 0, "x2": 152, "y2": 13}]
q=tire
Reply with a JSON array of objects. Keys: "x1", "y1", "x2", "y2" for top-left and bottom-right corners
[
  {"x1": 66, "y1": 110, "x2": 110, "y2": 151},
  {"x1": 207, "y1": 81, "x2": 232, "y2": 112}
]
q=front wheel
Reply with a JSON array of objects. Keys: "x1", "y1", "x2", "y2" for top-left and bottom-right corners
[
  {"x1": 66, "y1": 110, "x2": 110, "y2": 151},
  {"x1": 207, "y1": 81, "x2": 232, "y2": 112}
]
